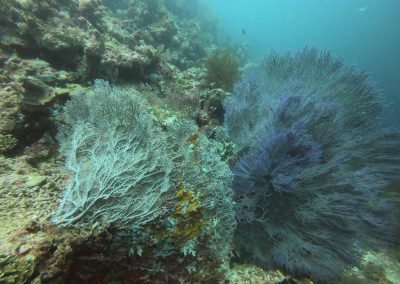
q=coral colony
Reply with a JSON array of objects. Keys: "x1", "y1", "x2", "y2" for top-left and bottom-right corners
[{"x1": 225, "y1": 48, "x2": 400, "y2": 279}]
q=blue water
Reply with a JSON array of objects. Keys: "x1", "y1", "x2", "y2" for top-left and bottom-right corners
[{"x1": 201, "y1": 0, "x2": 400, "y2": 127}]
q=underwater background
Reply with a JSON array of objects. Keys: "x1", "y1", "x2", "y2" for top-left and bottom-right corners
[
  {"x1": 0, "y1": 0, "x2": 399, "y2": 283},
  {"x1": 202, "y1": 0, "x2": 400, "y2": 127}
]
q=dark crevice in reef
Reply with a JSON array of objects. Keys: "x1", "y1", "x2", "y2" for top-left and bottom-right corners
[
  {"x1": 118, "y1": 62, "x2": 161, "y2": 83},
  {"x1": 13, "y1": 45, "x2": 84, "y2": 72},
  {"x1": 0, "y1": 42, "x2": 84, "y2": 74}
]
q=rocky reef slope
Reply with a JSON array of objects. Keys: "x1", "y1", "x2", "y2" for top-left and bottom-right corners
[{"x1": 0, "y1": 0, "x2": 237, "y2": 283}]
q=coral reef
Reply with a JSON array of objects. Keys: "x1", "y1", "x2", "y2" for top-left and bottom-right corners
[
  {"x1": 0, "y1": 133, "x2": 17, "y2": 154},
  {"x1": 0, "y1": 0, "x2": 236, "y2": 282},
  {"x1": 0, "y1": 51, "x2": 76, "y2": 153},
  {"x1": 52, "y1": 80, "x2": 236, "y2": 280},
  {"x1": 0, "y1": 142, "x2": 62, "y2": 242},
  {"x1": 0, "y1": 0, "x2": 398, "y2": 282},
  {"x1": 226, "y1": 264, "x2": 288, "y2": 284},
  {"x1": 0, "y1": 0, "x2": 219, "y2": 153},
  {"x1": 197, "y1": 88, "x2": 227, "y2": 131},
  {"x1": 0, "y1": 0, "x2": 159, "y2": 81},
  {"x1": 139, "y1": 66, "x2": 229, "y2": 133},
  {"x1": 224, "y1": 48, "x2": 400, "y2": 279}
]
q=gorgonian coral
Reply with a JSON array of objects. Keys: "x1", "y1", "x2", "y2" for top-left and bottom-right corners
[
  {"x1": 224, "y1": 48, "x2": 400, "y2": 279},
  {"x1": 53, "y1": 80, "x2": 236, "y2": 270},
  {"x1": 53, "y1": 80, "x2": 171, "y2": 227}
]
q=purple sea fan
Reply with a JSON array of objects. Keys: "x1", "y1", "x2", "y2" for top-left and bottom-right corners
[{"x1": 224, "y1": 48, "x2": 400, "y2": 279}]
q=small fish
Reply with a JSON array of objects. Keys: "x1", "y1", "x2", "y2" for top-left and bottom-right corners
[
  {"x1": 241, "y1": 28, "x2": 246, "y2": 36},
  {"x1": 356, "y1": 6, "x2": 368, "y2": 12}
]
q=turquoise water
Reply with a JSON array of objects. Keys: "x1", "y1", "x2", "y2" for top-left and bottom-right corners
[{"x1": 202, "y1": 0, "x2": 400, "y2": 126}]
